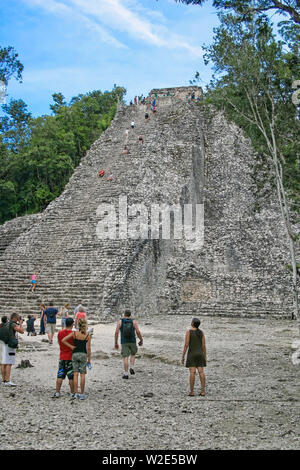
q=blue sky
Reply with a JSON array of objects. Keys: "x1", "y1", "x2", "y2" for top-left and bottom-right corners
[{"x1": 0, "y1": 0, "x2": 220, "y2": 116}]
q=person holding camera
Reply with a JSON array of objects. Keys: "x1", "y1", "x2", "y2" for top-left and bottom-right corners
[
  {"x1": 0, "y1": 313, "x2": 24, "y2": 386},
  {"x1": 114, "y1": 310, "x2": 143, "y2": 379}
]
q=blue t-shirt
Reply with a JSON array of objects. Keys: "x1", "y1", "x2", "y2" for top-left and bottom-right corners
[{"x1": 45, "y1": 307, "x2": 58, "y2": 324}]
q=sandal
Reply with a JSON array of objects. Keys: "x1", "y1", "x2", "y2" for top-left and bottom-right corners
[
  {"x1": 200, "y1": 391, "x2": 205, "y2": 397},
  {"x1": 188, "y1": 392, "x2": 195, "y2": 397}
]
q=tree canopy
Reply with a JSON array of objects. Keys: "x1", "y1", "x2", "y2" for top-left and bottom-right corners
[
  {"x1": 0, "y1": 46, "x2": 23, "y2": 85},
  {"x1": 176, "y1": 0, "x2": 300, "y2": 24}
]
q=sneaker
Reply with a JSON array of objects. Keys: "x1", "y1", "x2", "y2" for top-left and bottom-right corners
[
  {"x1": 79, "y1": 393, "x2": 87, "y2": 400},
  {"x1": 129, "y1": 368, "x2": 135, "y2": 375},
  {"x1": 4, "y1": 381, "x2": 17, "y2": 387},
  {"x1": 122, "y1": 374, "x2": 129, "y2": 380},
  {"x1": 52, "y1": 392, "x2": 60, "y2": 398}
]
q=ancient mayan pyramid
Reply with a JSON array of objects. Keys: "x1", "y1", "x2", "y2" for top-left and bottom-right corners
[{"x1": 0, "y1": 87, "x2": 294, "y2": 320}]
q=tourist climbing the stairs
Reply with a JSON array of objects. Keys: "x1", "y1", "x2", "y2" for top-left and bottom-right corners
[{"x1": 30, "y1": 272, "x2": 37, "y2": 292}]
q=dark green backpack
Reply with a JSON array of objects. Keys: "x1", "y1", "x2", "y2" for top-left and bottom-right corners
[
  {"x1": 122, "y1": 319, "x2": 134, "y2": 339},
  {"x1": 0, "y1": 323, "x2": 9, "y2": 344},
  {"x1": 0, "y1": 321, "x2": 18, "y2": 349}
]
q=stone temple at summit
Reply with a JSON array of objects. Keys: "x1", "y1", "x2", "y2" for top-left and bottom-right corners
[{"x1": 0, "y1": 86, "x2": 295, "y2": 320}]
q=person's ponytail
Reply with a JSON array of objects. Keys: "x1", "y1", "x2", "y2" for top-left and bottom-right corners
[{"x1": 78, "y1": 318, "x2": 87, "y2": 335}]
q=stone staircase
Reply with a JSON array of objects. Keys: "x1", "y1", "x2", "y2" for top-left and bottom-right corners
[{"x1": 0, "y1": 88, "x2": 295, "y2": 320}]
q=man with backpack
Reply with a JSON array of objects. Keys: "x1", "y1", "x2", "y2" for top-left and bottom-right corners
[
  {"x1": 114, "y1": 310, "x2": 143, "y2": 379},
  {"x1": 0, "y1": 313, "x2": 24, "y2": 386}
]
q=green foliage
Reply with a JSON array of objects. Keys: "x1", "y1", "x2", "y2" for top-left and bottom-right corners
[
  {"x1": 176, "y1": 1, "x2": 300, "y2": 25},
  {"x1": 0, "y1": 86, "x2": 126, "y2": 224},
  {"x1": 0, "y1": 46, "x2": 23, "y2": 85}
]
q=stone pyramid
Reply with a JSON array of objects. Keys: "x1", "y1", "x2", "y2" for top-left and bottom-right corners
[{"x1": 0, "y1": 87, "x2": 294, "y2": 320}]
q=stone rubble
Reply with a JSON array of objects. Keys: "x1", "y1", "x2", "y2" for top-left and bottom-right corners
[{"x1": 0, "y1": 315, "x2": 299, "y2": 450}]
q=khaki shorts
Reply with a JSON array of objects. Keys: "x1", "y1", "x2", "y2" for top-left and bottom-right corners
[
  {"x1": 72, "y1": 352, "x2": 87, "y2": 374},
  {"x1": 121, "y1": 342, "x2": 137, "y2": 358},
  {"x1": 46, "y1": 323, "x2": 56, "y2": 334}
]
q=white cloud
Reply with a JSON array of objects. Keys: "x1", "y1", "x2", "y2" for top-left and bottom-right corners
[
  {"x1": 24, "y1": 0, "x2": 203, "y2": 56},
  {"x1": 22, "y1": 0, "x2": 127, "y2": 48}
]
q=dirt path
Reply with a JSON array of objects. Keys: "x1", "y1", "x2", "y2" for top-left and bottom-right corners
[{"x1": 0, "y1": 315, "x2": 299, "y2": 450}]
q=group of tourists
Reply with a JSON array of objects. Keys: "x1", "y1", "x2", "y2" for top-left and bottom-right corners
[
  {"x1": 130, "y1": 95, "x2": 146, "y2": 106},
  {"x1": 96, "y1": 94, "x2": 161, "y2": 180},
  {"x1": 2, "y1": 91, "x2": 206, "y2": 398},
  {"x1": 0, "y1": 303, "x2": 206, "y2": 398},
  {"x1": 186, "y1": 92, "x2": 201, "y2": 102},
  {"x1": 0, "y1": 302, "x2": 90, "y2": 399}
]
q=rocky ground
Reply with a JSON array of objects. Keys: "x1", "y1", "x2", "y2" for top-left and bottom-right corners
[{"x1": 0, "y1": 315, "x2": 299, "y2": 450}]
